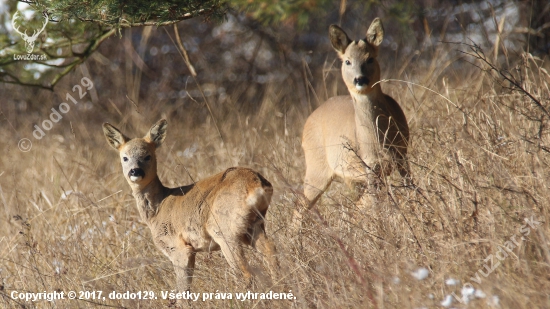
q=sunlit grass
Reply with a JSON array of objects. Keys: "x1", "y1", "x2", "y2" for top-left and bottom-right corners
[{"x1": 1, "y1": 24, "x2": 549, "y2": 309}]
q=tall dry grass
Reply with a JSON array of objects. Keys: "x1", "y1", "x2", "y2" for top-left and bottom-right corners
[{"x1": 1, "y1": 15, "x2": 550, "y2": 309}]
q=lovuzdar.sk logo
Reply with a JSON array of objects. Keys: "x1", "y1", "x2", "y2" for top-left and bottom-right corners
[{"x1": 12, "y1": 10, "x2": 48, "y2": 54}]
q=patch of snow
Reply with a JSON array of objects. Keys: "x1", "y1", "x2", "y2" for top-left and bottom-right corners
[
  {"x1": 445, "y1": 278, "x2": 460, "y2": 286},
  {"x1": 411, "y1": 267, "x2": 429, "y2": 280},
  {"x1": 441, "y1": 295, "x2": 453, "y2": 307}
]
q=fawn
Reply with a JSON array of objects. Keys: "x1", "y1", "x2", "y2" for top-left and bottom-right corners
[{"x1": 103, "y1": 119, "x2": 279, "y2": 292}]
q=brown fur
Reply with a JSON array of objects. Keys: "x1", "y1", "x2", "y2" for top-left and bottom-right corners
[
  {"x1": 297, "y1": 18, "x2": 411, "y2": 224},
  {"x1": 102, "y1": 119, "x2": 279, "y2": 293}
]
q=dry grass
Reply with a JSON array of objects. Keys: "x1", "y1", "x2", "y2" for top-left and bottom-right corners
[{"x1": 1, "y1": 22, "x2": 550, "y2": 309}]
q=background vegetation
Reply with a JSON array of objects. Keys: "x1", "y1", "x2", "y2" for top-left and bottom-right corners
[{"x1": 1, "y1": 0, "x2": 549, "y2": 308}]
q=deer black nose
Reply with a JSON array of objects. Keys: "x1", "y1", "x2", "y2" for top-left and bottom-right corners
[
  {"x1": 354, "y1": 76, "x2": 369, "y2": 86},
  {"x1": 129, "y1": 168, "x2": 145, "y2": 178}
]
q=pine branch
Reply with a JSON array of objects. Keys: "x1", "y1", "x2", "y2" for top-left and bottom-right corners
[
  {"x1": 76, "y1": 8, "x2": 216, "y2": 28},
  {"x1": 1, "y1": 0, "x2": 226, "y2": 90},
  {"x1": 1, "y1": 28, "x2": 116, "y2": 90}
]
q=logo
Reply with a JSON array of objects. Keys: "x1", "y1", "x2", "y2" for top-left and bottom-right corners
[{"x1": 12, "y1": 11, "x2": 48, "y2": 53}]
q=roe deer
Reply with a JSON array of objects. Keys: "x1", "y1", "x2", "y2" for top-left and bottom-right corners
[
  {"x1": 298, "y1": 18, "x2": 410, "y2": 219},
  {"x1": 102, "y1": 119, "x2": 279, "y2": 292}
]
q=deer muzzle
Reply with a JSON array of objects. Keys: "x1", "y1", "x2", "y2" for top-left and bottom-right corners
[
  {"x1": 353, "y1": 76, "x2": 370, "y2": 90},
  {"x1": 128, "y1": 168, "x2": 145, "y2": 182}
]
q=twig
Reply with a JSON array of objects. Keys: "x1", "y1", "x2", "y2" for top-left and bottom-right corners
[
  {"x1": 166, "y1": 25, "x2": 233, "y2": 164},
  {"x1": 173, "y1": 25, "x2": 196, "y2": 77},
  {"x1": 460, "y1": 42, "x2": 549, "y2": 117}
]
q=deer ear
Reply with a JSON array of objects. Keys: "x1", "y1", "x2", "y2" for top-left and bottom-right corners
[
  {"x1": 145, "y1": 119, "x2": 167, "y2": 147},
  {"x1": 103, "y1": 123, "x2": 129, "y2": 150},
  {"x1": 366, "y1": 18, "x2": 384, "y2": 47},
  {"x1": 329, "y1": 24, "x2": 351, "y2": 56}
]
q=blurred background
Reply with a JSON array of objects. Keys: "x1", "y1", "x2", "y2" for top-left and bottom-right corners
[{"x1": 1, "y1": 0, "x2": 548, "y2": 168}]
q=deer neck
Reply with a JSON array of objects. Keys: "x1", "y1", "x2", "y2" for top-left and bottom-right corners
[
  {"x1": 131, "y1": 176, "x2": 167, "y2": 222},
  {"x1": 350, "y1": 84, "x2": 383, "y2": 156}
]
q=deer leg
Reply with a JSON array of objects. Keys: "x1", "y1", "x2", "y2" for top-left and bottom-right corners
[
  {"x1": 293, "y1": 168, "x2": 333, "y2": 232},
  {"x1": 303, "y1": 174, "x2": 333, "y2": 208},
  {"x1": 252, "y1": 224, "x2": 279, "y2": 281},
  {"x1": 169, "y1": 246, "x2": 196, "y2": 308},
  {"x1": 393, "y1": 148, "x2": 412, "y2": 186},
  {"x1": 170, "y1": 247, "x2": 196, "y2": 292},
  {"x1": 336, "y1": 180, "x2": 364, "y2": 228},
  {"x1": 214, "y1": 236, "x2": 253, "y2": 287},
  {"x1": 354, "y1": 162, "x2": 384, "y2": 210}
]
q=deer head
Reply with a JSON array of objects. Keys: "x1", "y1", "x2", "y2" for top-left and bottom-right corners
[
  {"x1": 329, "y1": 18, "x2": 384, "y2": 94},
  {"x1": 12, "y1": 11, "x2": 49, "y2": 53}
]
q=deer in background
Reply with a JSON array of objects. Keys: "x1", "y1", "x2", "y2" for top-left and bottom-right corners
[
  {"x1": 296, "y1": 18, "x2": 410, "y2": 224},
  {"x1": 103, "y1": 119, "x2": 279, "y2": 293}
]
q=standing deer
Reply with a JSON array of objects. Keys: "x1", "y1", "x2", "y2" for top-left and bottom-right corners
[
  {"x1": 297, "y1": 18, "x2": 410, "y2": 221},
  {"x1": 103, "y1": 119, "x2": 279, "y2": 293}
]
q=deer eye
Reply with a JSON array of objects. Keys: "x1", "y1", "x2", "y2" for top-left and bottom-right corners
[
  {"x1": 144, "y1": 155, "x2": 151, "y2": 161},
  {"x1": 367, "y1": 58, "x2": 374, "y2": 64},
  {"x1": 123, "y1": 157, "x2": 128, "y2": 162},
  {"x1": 345, "y1": 60, "x2": 351, "y2": 65}
]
